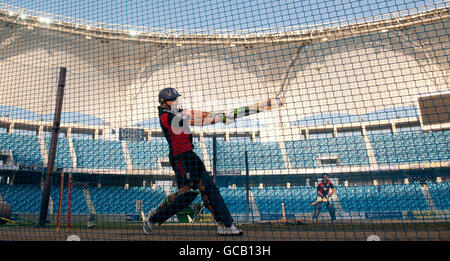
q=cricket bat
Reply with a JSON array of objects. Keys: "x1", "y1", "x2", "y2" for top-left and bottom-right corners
[
  {"x1": 311, "y1": 196, "x2": 330, "y2": 206},
  {"x1": 140, "y1": 211, "x2": 146, "y2": 222},
  {"x1": 222, "y1": 96, "x2": 285, "y2": 125}
]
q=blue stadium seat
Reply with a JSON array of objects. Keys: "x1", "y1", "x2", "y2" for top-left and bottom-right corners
[
  {"x1": 0, "y1": 133, "x2": 43, "y2": 166},
  {"x1": 89, "y1": 186, "x2": 167, "y2": 214},
  {"x1": 50, "y1": 186, "x2": 89, "y2": 214},
  {"x1": 369, "y1": 130, "x2": 449, "y2": 165},
  {"x1": 427, "y1": 182, "x2": 450, "y2": 210},
  {"x1": 204, "y1": 139, "x2": 285, "y2": 171},
  {"x1": 126, "y1": 138, "x2": 169, "y2": 169},
  {"x1": 285, "y1": 136, "x2": 369, "y2": 168},
  {"x1": 219, "y1": 187, "x2": 252, "y2": 214},
  {"x1": 73, "y1": 139, "x2": 127, "y2": 170},
  {"x1": 0, "y1": 184, "x2": 42, "y2": 213},
  {"x1": 44, "y1": 137, "x2": 73, "y2": 168},
  {"x1": 337, "y1": 184, "x2": 429, "y2": 212},
  {"x1": 252, "y1": 186, "x2": 317, "y2": 219}
]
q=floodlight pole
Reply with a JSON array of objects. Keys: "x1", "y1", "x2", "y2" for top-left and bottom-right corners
[{"x1": 38, "y1": 67, "x2": 67, "y2": 227}]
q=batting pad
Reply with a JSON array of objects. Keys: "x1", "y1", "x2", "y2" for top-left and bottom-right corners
[{"x1": 149, "y1": 191, "x2": 199, "y2": 224}]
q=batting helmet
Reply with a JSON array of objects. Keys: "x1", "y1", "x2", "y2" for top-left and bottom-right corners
[{"x1": 158, "y1": 88, "x2": 181, "y2": 103}]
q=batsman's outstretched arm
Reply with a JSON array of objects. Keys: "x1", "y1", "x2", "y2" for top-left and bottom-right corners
[{"x1": 185, "y1": 96, "x2": 284, "y2": 126}]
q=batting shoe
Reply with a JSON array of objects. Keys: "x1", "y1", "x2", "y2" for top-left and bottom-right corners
[
  {"x1": 217, "y1": 222, "x2": 243, "y2": 236},
  {"x1": 141, "y1": 210, "x2": 154, "y2": 235},
  {"x1": 143, "y1": 219, "x2": 153, "y2": 235}
]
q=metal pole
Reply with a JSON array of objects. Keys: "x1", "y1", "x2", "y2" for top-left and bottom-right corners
[
  {"x1": 67, "y1": 172, "x2": 72, "y2": 231},
  {"x1": 56, "y1": 171, "x2": 65, "y2": 232},
  {"x1": 38, "y1": 67, "x2": 67, "y2": 227}
]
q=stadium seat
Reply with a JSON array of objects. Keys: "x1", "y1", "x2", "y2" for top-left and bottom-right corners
[
  {"x1": 0, "y1": 133, "x2": 43, "y2": 167},
  {"x1": 427, "y1": 182, "x2": 450, "y2": 210},
  {"x1": 89, "y1": 186, "x2": 167, "y2": 214},
  {"x1": 337, "y1": 183, "x2": 429, "y2": 212},
  {"x1": 285, "y1": 136, "x2": 369, "y2": 168},
  {"x1": 44, "y1": 136, "x2": 73, "y2": 168},
  {"x1": 204, "y1": 138, "x2": 285, "y2": 171},
  {"x1": 126, "y1": 138, "x2": 169, "y2": 169},
  {"x1": 0, "y1": 184, "x2": 42, "y2": 213},
  {"x1": 72, "y1": 139, "x2": 127, "y2": 170},
  {"x1": 50, "y1": 186, "x2": 90, "y2": 214},
  {"x1": 251, "y1": 186, "x2": 317, "y2": 219},
  {"x1": 369, "y1": 130, "x2": 449, "y2": 165}
]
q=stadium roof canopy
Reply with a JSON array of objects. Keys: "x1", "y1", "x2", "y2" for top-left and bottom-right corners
[{"x1": 0, "y1": 3, "x2": 448, "y2": 129}]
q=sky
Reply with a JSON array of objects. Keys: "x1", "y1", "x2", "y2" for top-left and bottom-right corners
[{"x1": 0, "y1": 0, "x2": 444, "y2": 32}]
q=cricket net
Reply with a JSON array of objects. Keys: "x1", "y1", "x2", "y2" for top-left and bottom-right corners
[{"x1": 0, "y1": 0, "x2": 449, "y2": 243}]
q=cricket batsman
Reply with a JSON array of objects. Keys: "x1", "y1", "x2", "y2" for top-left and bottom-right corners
[{"x1": 142, "y1": 88, "x2": 242, "y2": 236}]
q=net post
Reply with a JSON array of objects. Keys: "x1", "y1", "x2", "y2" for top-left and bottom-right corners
[
  {"x1": 56, "y1": 171, "x2": 65, "y2": 232},
  {"x1": 38, "y1": 67, "x2": 67, "y2": 227},
  {"x1": 281, "y1": 203, "x2": 286, "y2": 222},
  {"x1": 67, "y1": 172, "x2": 72, "y2": 231}
]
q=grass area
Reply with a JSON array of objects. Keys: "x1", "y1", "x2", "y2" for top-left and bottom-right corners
[{"x1": 3, "y1": 218, "x2": 448, "y2": 232}]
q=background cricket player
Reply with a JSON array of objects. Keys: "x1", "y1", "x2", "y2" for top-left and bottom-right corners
[{"x1": 312, "y1": 174, "x2": 337, "y2": 222}]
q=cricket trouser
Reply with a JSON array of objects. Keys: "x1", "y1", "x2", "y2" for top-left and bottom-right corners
[
  {"x1": 199, "y1": 168, "x2": 234, "y2": 227},
  {"x1": 151, "y1": 150, "x2": 234, "y2": 227},
  {"x1": 313, "y1": 200, "x2": 336, "y2": 220}
]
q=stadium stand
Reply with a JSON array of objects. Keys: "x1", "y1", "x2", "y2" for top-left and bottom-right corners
[
  {"x1": 337, "y1": 183, "x2": 430, "y2": 212},
  {"x1": 89, "y1": 186, "x2": 167, "y2": 214},
  {"x1": 204, "y1": 138, "x2": 286, "y2": 171},
  {"x1": 219, "y1": 187, "x2": 252, "y2": 215},
  {"x1": 50, "y1": 186, "x2": 89, "y2": 214},
  {"x1": 369, "y1": 130, "x2": 449, "y2": 165},
  {"x1": 72, "y1": 139, "x2": 127, "y2": 170},
  {"x1": 427, "y1": 181, "x2": 450, "y2": 210},
  {"x1": 285, "y1": 136, "x2": 369, "y2": 168},
  {"x1": 44, "y1": 136, "x2": 73, "y2": 168},
  {"x1": 1, "y1": 108, "x2": 447, "y2": 172},
  {"x1": 1, "y1": 182, "x2": 450, "y2": 221},
  {"x1": 126, "y1": 138, "x2": 169, "y2": 169},
  {"x1": 0, "y1": 133, "x2": 43, "y2": 167},
  {"x1": 0, "y1": 184, "x2": 42, "y2": 213},
  {"x1": 252, "y1": 186, "x2": 317, "y2": 220}
]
